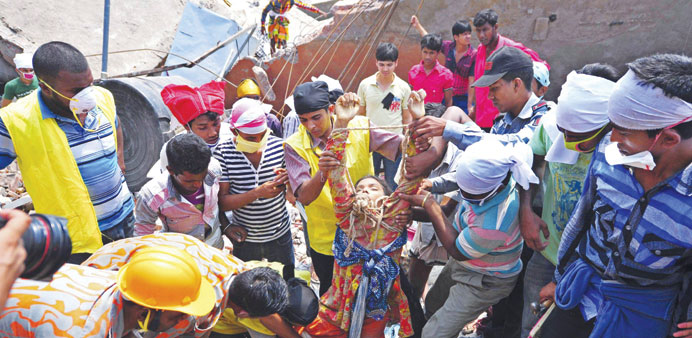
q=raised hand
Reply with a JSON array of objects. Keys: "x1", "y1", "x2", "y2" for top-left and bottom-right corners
[
  {"x1": 408, "y1": 89, "x2": 427, "y2": 119},
  {"x1": 334, "y1": 92, "x2": 361, "y2": 128}
]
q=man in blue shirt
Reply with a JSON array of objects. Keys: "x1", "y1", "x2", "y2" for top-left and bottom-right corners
[
  {"x1": 540, "y1": 54, "x2": 692, "y2": 338},
  {"x1": 0, "y1": 42, "x2": 133, "y2": 263}
]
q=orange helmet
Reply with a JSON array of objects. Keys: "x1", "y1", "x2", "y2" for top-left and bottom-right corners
[{"x1": 117, "y1": 247, "x2": 216, "y2": 317}]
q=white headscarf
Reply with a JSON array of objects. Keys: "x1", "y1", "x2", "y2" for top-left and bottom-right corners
[
  {"x1": 545, "y1": 71, "x2": 616, "y2": 164},
  {"x1": 608, "y1": 69, "x2": 692, "y2": 130},
  {"x1": 13, "y1": 53, "x2": 33, "y2": 69},
  {"x1": 455, "y1": 138, "x2": 539, "y2": 195}
]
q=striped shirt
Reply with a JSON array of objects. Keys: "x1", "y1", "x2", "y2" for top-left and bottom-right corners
[
  {"x1": 0, "y1": 91, "x2": 134, "y2": 230},
  {"x1": 213, "y1": 135, "x2": 289, "y2": 242},
  {"x1": 442, "y1": 94, "x2": 546, "y2": 151},
  {"x1": 452, "y1": 181, "x2": 523, "y2": 277},
  {"x1": 557, "y1": 138, "x2": 692, "y2": 288}
]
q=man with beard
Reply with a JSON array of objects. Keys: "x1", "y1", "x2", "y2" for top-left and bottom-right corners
[{"x1": 0, "y1": 41, "x2": 134, "y2": 263}]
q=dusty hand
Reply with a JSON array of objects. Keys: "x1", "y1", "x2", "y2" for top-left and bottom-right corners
[
  {"x1": 419, "y1": 178, "x2": 433, "y2": 191},
  {"x1": 674, "y1": 322, "x2": 692, "y2": 337},
  {"x1": 395, "y1": 209, "x2": 413, "y2": 228},
  {"x1": 520, "y1": 208, "x2": 550, "y2": 251},
  {"x1": 0, "y1": 210, "x2": 30, "y2": 291},
  {"x1": 273, "y1": 168, "x2": 289, "y2": 186},
  {"x1": 539, "y1": 281, "x2": 556, "y2": 303},
  {"x1": 261, "y1": 25, "x2": 267, "y2": 35},
  {"x1": 317, "y1": 150, "x2": 340, "y2": 175},
  {"x1": 399, "y1": 192, "x2": 435, "y2": 209},
  {"x1": 224, "y1": 225, "x2": 248, "y2": 243},
  {"x1": 410, "y1": 15, "x2": 419, "y2": 27},
  {"x1": 404, "y1": 151, "x2": 433, "y2": 179},
  {"x1": 411, "y1": 116, "x2": 447, "y2": 139},
  {"x1": 334, "y1": 92, "x2": 360, "y2": 127},
  {"x1": 408, "y1": 89, "x2": 427, "y2": 119},
  {"x1": 254, "y1": 180, "x2": 284, "y2": 199}
]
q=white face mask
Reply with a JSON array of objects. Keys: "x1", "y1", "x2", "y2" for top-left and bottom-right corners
[
  {"x1": 604, "y1": 142, "x2": 657, "y2": 170},
  {"x1": 69, "y1": 86, "x2": 98, "y2": 116}
]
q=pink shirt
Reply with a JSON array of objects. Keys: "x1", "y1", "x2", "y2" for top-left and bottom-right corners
[
  {"x1": 408, "y1": 61, "x2": 454, "y2": 104},
  {"x1": 474, "y1": 35, "x2": 549, "y2": 128}
]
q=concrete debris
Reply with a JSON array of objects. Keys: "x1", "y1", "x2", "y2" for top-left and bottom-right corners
[{"x1": 0, "y1": 162, "x2": 29, "y2": 209}]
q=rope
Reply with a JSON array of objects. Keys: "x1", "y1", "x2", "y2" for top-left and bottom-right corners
[
  {"x1": 289, "y1": 0, "x2": 369, "y2": 92},
  {"x1": 260, "y1": 48, "x2": 296, "y2": 103},
  {"x1": 397, "y1": 0, "x2": 425, "y2": 49},
  {"x1": 293, "y1": 0, "x2": 375, "y2": 86},
  {"x1": 344, "y1": 0, "x2": 400, "y2": 92},
  {"x1": 277, "y1": 0, "x2": 374, "y2": 116},
  {"x1": 84, "y1": 48, "x2": 239, "y2": 88},
  {"x1": 332, "y1": 124, "x2": 408, "y2": 132},
  {"x1": 337, "y1": 1, "x2": 390, "y2": 81}
]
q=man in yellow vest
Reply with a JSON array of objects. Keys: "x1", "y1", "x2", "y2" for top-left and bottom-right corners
[
  {"x1": 284, "y1": 81, "x2": 406, "y2": 295},
  {"x1": 0, "y1": 41, "x2": 133, "y2": 264}
]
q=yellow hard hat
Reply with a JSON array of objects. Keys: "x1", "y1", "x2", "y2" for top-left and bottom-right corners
[
  {"x1": 237, "y1": 78, "x2": 261, "y2": 98},
  {"x1": 117, "y1": 247, "x2": 216, "y2": 317}
]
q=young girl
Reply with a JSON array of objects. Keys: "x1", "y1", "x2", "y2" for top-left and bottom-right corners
[{"x1": 306, "y1": 92, "x2": 426, "y2": 338}]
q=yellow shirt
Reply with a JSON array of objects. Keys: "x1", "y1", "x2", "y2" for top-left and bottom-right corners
[{"x1": 357, "y1": 73, "x2": 411, "y2": 135}]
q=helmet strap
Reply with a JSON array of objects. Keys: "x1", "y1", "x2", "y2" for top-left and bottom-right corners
[{"x1": 137, "y1": 309, "x2": 163, "y2": 332}]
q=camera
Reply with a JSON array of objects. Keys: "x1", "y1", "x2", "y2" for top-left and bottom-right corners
[{"x1": 0, "y1": 213, "x2": 72, "y2": 280}]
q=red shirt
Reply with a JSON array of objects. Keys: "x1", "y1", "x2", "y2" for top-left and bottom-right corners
[
  {"x1": 408, "y1": 61, "x2": 454, "y2": 104},
  {"x1": 474, "y1": 35, "x2": 549, "y2": 128}
]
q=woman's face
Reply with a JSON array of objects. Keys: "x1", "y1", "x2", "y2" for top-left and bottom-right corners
[{"x1": 355, "y1": 177, "x2": 386, "y2": 201}]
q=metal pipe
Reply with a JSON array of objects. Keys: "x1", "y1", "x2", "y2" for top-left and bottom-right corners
[
  {"x1": 101, "y1": 0, "x2": 110, "y2": 79},
  {"x1": 110, "y1": 24, "x2": 257, "y2": 79}
]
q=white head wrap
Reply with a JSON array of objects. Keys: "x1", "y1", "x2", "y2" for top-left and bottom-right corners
[
  {"x1": 608, "y1": 69, "x2": 692, "y2": 130},
  {"x1": 455, "y1": 138, "x2": 539, "y2": 195},
  {"x1": 13, "y1": 53, "x2": 33, "y2": 69},
  {"x1": 311, "y1": 74, "x2": 343, "y2": 92},
  {"x1": 545, "y1": 71, "x2": 616, "y2": 164},
  {"x1": 229, "y1": 98, "x2": 269, "y2": 134}
]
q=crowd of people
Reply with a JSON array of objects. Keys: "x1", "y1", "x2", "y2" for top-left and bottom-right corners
[{"x1": 0, "y1": 5, "x2": 691, "y2": 338}]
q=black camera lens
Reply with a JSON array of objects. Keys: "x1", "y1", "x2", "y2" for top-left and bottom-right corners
[{"x1": 0, "y1": 214, "x2": 72, "y2": 280}]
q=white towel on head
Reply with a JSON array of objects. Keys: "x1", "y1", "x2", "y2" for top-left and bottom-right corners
[
  {"x1": 608, "y1": 69, "x2": 692, "y2": 130},
  {"x1": 455, "y1": 138, "x2": 539, "y2": 195},
  {"x1": 545, "y1": 71, "x2": 615, "y2": 164}
]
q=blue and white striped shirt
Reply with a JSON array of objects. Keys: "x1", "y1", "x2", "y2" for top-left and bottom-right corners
[
  {"x1": 0, "y1": 90, "x2": 134, "y2": 231},
  {"x1": 556, "y1": 138, "x2": 692, "y2": 319}
]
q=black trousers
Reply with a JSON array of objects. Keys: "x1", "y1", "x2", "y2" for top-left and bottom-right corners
[
  {"x1": 539, "y1": 306, "x2": 594, "y2": 338},
  {"x1": 310, "y1": 248, "x2": 334, "y2": 296}
]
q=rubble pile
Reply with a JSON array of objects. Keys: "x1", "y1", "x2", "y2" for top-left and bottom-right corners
[{"x1": 0, "y1": 162, "x2": 28, "y2": 209}]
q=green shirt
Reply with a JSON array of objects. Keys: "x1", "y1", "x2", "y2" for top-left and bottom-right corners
[
  {"x1": 530, "y1": 122, "x2": 592, "y2": 265},
  {"x1": 2, "y1": 77, "x2": 38, "y2": 101}
]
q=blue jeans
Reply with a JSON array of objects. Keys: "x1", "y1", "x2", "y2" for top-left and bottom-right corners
[
  {"x1": 372, "y1": 152, "x2": 401, "y2": 190},
  {"x1": 101, "y1": 211, "x2": 135, "y2": 245},
  {"x1": 521, "y1": 251, "x2": 556, "y2": 338},
  {"x1": 453, "y1": 94, "x2": 469, "y2": 113}
]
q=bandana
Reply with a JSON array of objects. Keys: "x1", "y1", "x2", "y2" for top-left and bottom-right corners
[
  {"x1": 608, "y1": 69, "x2": 692, "y2": 130},
  {"x1": 293, "y1": 81, "x2": 332, "y2": 114},
  {"x1": 545, "y1": 71, "x2": 615, "y2": 164},
  {"x1": 455, "y1": 139, "x2": 539, "y2": 195},
  {"x1": 229, "y1": 98, "x2": 268, "y2": 134},
  {"x1": 161, "y1": 81, "x2": 225, "y2": 126}
]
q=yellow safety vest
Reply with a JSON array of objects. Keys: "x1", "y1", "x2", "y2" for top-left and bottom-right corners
[
  {"x1": 0, "y1": 87, "x2": 118, "y2": 254},
  {"x1": 284, "y1": 116, "x2": 373, "y2": 255}
]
